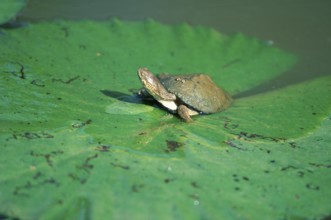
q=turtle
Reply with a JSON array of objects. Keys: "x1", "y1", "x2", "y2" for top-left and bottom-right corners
[{"x1": 137, "y1": 67, "x2": 232, "y2": 122}]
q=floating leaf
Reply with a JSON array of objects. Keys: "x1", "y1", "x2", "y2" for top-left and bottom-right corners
[
  {"x1": 1, "y1": 20, "x2": 330, "y2": 219},
  {"x1": 0, "y1": 0, "x2": 26, "y2": 25}
]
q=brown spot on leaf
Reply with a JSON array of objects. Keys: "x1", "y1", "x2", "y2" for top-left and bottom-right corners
[
  {"x1": 72, "y1": 119, "x2": 92, "y2": 128},
  {"x1": 30, "y1": 150, "x2": 64, "y2": 167},
  {"x1": 31, "y1": 79, "x2": 45, "y2": 87},
  {"x1": 191, "y1": 181, "x2": 199, "y2": 188},
  {"x1": 309, "y1": 163, "x2": 331, "y2": 168},
  {"x1": 132, "y1": 184, "x2": 144, "y2": 192},
  {"x1": 110, "y1": 162, "x2": 130, "y2": 170},
  {"x1": 164, "y1": 178, "x2": 174, "y2": 183},
  {"x1": 306, "y1": 183, "x2": 320, "y2": 191},
  {"x1": 237, "y1": 131, "x2": 286, "y2": 142},
  {"x1": 95, "y1": 145, "x2": 111, "y2": 152},
  {"x1": 224, "y1": 139, "x2": 246, "y2": 151},
  {"x1": 52, "y1": 75, "x2": 80, "y2": 84},
  {"x1": 165, "y1": 140, "x2": 183, "y2": 152},
  {"x1": 12, "y1": 131, "x2": 54, "y2": 140}
]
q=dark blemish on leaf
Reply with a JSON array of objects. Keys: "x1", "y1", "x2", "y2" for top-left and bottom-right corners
[
  {"x1": 280, "y1": 166, "x2": 312, "y2": 177},
  {"x1": 297, "y1": 171, "x2": 305, "y2": 177},
  {"x1": 237, "y1": 131, "x2": 286, "y2": 142},
  {"x1": 3, "y1": 61, "x2": 26, "y2": 79},
  {"x1": 224, "y1": 140, "x2": 246, "y2": 151},
  {"x1": 266, "y1": 149, "x2": 271, "y2": 154},
  {"x1": 57, "y1": 199, "x2": 64, "y2": 205},
  {"x1": 79, "y1": 44, "x2": 87, "y2": 49},
  {"x1": 18, "y1": 62, "x2": 25, "y2": 79},
  {"x1": 52, "y1": 76, "x2": 80, "y2": 84},
  {"x1": 223, "y1": 120, "x2": 238, "y2": 130},
  {"x1": 264, "y1": 170, "x2": 270, "y2": 174},
  {"x1": 78, "y1": 154, "x2": 98, "y2": 174},
  {"x1": 138, "y1": 132, "x2": 147, "y2": 135},
  {"x1": 31, "y1": 79, "x2": 45, "y2": 87},
  {"x1": 30, "y1": 150, "x2": 64, "y2": 167},
  {"x1": 95, "y1": 145, "x2": 111, "y2": 152},
  {"x1": 43, "y1": 178, "x2": 60, "y2": 187},
  {"x1": 72, "y1": 119, "x2": 92, "y2": 128},
  {"x1": 164, "y1": 178, "x2": 174, "y2": 183},
  {"x1": 281, "y1": 165, "x2": 297, "y2": 171},
  {"x1": 233, "y1": 175, "x2": 250, "y2": 182},
  {"x1": 13, "y1": 181, "x2": 31, "y2": 197},
  {"x1": 309, "y1": 162, "x2": 331, "y2": 168},
  {"x1": 191, "y1": 181, "x2": 199, "y2": 188},
  {"x1": 188, "y1": 194, "x2": 199, "y2": 200},
  {"x1": 57, "y1": 97, "x2": 62, "y2": 101},
  {"x1": 132, "y1": 184, "x2": 144, "y2": 192},
  {"x1": 306, "y1": 183, "x2": 320, "y2": 191},
  {"x1": 270, "y1": 160, "x2": 276, "y2": 163},
  {"x1": 11, "y1": 131, "x2": 54, "y2": 140},
  {"x1": 0, "y1": 213, "x2": 20, "y2": 220},
  {"x1": 14, "y1": 177, "x2": 59, "y2": 197},
  {"x1": 68, "y1": 173, "x2": 87, "y2": 184},
  {"x1": 289, "y1": 142, "x2": 298, "y2": 148},
  {"x1": 33, "y1": 171, "x2": 43, "y2": 180},
  {"x1": 234, "y1": 187, "x2": 240, "y2": 191},
  {"x1": 110, "y1": 162, "x2": 130, "y2": 170},
  {"x1": 165, "y1": 140, "x2": 184, "y2": 152},
  {"x1": 312, "y1": 112, "x2": 317, "y2": 115},
  {"x1": 196, "y1": 163, "x2": 203, "y2": 168},
  {"x1": 69, "y1": 154, "x2": 98, "y2": 184},
  {"x1": 232, "y1": 174, "x2": 240, "y2": 182}
]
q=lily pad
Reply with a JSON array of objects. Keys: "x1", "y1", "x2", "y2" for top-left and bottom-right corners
[
  {"x1": 0, "y1": 0, "x2": 26, "y2": 25},
  {"x1": 1, "y1": 20, "x2": 330, "y2": 219}
]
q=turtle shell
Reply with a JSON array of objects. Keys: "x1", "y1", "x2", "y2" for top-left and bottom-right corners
[{"x1": 158, "y1": 74, "x2": 232, "y2": 113}]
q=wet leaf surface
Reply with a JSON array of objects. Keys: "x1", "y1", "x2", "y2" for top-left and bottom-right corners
[{"x1": 0, "y1": 20, "x2": 330, "y2": 219}]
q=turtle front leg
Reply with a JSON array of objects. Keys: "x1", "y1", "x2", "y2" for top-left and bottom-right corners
[{"x1": 178, "y1": 105, "x2": 198, "y2": 122}]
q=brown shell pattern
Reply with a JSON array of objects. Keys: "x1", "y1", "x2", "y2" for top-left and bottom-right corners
[{"x1": 158, "y1": 74, "x2": 232, "y2": 113}]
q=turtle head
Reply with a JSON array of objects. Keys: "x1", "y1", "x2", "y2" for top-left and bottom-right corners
[
  {"x1": 137, "y1": 68, "x2": 160, "y2": 95},
  {"x1": 137, "y1": 68, "x2": 176, "y2": 102}
]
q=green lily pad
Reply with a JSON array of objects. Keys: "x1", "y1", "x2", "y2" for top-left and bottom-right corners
[
  {"x1": 0, "y1": 0, "x2": 26, "y2": 25},
  {"x1": 1, "y1": 20, "x2": 330, "y2": 219}
]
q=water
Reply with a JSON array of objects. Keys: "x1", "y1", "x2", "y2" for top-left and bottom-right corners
[{"x1": 18, "y1": 0, "x2": 331, "y2": 95}]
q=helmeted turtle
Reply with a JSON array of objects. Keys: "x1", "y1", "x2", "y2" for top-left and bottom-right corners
[{"x1": 137, "y1": 67, "x2": 232, "y2": 122}]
